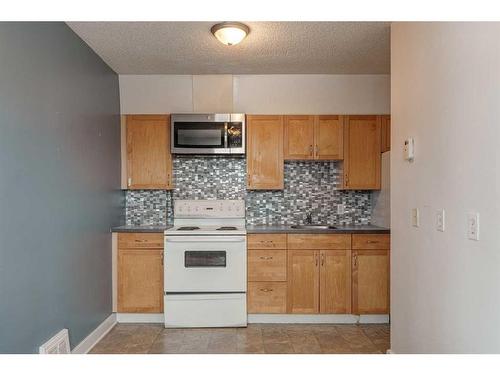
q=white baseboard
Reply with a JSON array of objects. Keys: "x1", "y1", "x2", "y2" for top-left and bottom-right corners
[
  {"x1": 249, "y1": 314, "x2": 358, "y2": 324},
  {"x1": 248, "y1": 314, "x2": 390, "y2": 324},
  {"x1": 116, "y1": 313, "x2": 164, "y2": 323},
  {"x1": 72, "y1": 314, "x2": 117, "y2": 354},
  {"x1": 111, "y1": 313, "x2": 388, "y2": 325},
  {"x1": 359, "y1": 314, "x2": 390, "y2": 324}
]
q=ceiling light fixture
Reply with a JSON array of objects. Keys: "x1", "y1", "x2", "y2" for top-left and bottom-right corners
[{"x1": 211, "y1": 22, "x2": 249, "y2": 46}]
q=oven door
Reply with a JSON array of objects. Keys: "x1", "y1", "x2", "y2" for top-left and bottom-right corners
[{"x1": 164, "y1": 236, "x2": 247, "y2": 293}]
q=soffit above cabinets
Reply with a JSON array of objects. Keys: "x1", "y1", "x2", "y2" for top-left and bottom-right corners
[{"x1": 67, "y1": 22, "x2": 390, "y2": 74}]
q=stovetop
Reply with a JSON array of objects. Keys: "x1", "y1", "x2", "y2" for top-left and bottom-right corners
[{"x1": 165, "y1": 225, "x2": 247, "y2": 236}]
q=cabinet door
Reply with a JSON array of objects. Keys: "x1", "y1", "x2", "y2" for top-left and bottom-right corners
[
  {"x1": 284, "y1": 115, "x2": 315, "y2": 160},
  {"x1": 343, "y1": 115, "x2": 381, "y2": 190},
  {"x1": 247, "y1": 115, "x2": 284, "y2": 189},
  {"x1": 381, "y1": 115, "x2": 391, "y2": 153},
  {"x1": 248, "y1": 282, "x2": 287, "y2": 313},
  {"x1": 315, "y1": 115, "x2": 344, "y2": 160},
  {"x1": 287, "y1": 250, "x2": 320, "y2": 313},
  {"x1": 126, "y1": 115, "x2": 172, "y2": 189},
  {"x1": 352, "y1": 250, "x2": 389, "y2": 314},
  {"x1": 320, "y1": 250, "x2": 351, "y2": 314},
  {"x1": 118, "y1": 248, "x2": 164, "y2": 313}
]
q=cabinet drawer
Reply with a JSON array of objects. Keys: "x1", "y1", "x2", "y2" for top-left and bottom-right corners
[
  {"x1": 247, "y1": 234, "x2": 287, "y2": 249},
  {"x1": 118, "y1": 233, "x2": 164, "y2": 249},
  {"x1": 248, "y1": 282, "x2": 287, "y2": 313},
  {"x1": 287, "y1": 234, "x2": 351, "y2": 250},
  {"x1": 248, "y1": 250, "x2": 286, "y2": 281},
  {"x1": 352, "y1": 234, "x2": 390, "y2": 250}
]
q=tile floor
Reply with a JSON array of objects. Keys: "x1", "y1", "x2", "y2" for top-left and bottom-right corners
[{"x1": 90, "y1": 323, "x2": 390, "y2": 354}]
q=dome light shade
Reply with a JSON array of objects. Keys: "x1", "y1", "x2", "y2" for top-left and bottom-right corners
[{"x1": 211, "y1": 22, "x2": 249, "y2": 46}]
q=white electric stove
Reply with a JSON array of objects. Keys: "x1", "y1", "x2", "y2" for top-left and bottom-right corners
[{"x1": 163, "y1": 200, "x2": 247, "y2": 328}]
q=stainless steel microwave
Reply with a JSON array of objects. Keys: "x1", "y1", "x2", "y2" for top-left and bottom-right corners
[{"x1": 171, "y1": 113, "x2": 245, "y2": 154}]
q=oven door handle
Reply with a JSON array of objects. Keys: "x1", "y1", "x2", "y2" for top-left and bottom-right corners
[{"x1": 165, "y1": 238, "x2": 246, "y2": 243}]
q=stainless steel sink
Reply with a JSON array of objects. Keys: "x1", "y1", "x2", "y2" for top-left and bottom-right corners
[{"x1": 290, "y1": 225, "x2": 337, "y2": 230}]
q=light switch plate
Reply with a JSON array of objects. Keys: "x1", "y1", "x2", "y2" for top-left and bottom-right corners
[
  {"x1": 436, "y1": 209, "x2": 445, "y2": 232},
  {"x1": 467, "y1": 212, "x2": 480, "y2": 241},
  {"x1": 412, "y1": 208, "x2": 420, "y2": 227}
]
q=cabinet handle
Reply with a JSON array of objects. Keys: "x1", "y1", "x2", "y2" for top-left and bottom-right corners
[
  {"x1": 353, "y1": 254, "x2": 358, "y2": 268},
  {"x1": 259, "y1": 288, "x2": 274, "y2": 292},
  {"x1": 134, "y1": 239, "x2": 145, "y2": 242},
  {"x1": 315, "y1": 145, "x2": 319, "y2": 155},
  {"x1": 366, "y1": 240, "x2": 380, "y2": 244},
  {"x1": 259, "y1": 256, "x2": 273, "y2": 260},
  {"x1": 127, "y1": 177, "x2": 132, "y2": 187},
  {"x1": 309, "y1": 145, "x2": 313, "y2": 156},
  {"x1": 321, "y1": 253, "x2": 324, "y2": 266}
]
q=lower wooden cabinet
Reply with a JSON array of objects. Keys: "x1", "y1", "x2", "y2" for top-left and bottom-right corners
[
  {"x1": 352, "y1": 249, "x2": 389, "y2": 314},
  {"x1": 117, "y1": 233, "x2": 164, "y2": 313},
  {"x1": 248, "y1": 282, "x2": 287, "y2": 313},
  {"x1": 320, "y1": 250, "x2": 351, "y2": 314},
  {"x1": 287, "y1": 250, "x2": 320, "y2": 313},
  {"x1": 287, "y1": 249, "x2": 351, "y2": 314},
  {"x1": 248, "y1": 233, "x2": 390, "y2": 316}
]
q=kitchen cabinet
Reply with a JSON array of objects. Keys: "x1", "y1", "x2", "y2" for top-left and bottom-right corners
[
  {"x1": 287, "y1": 234, "x2": 352, "y2": 314},
  {"x1": 117, "y1": 233, "x2": 164, "y2": 313},
  {"x1": 126, "y1": 115, "x2": 173, "y2": 189},
  {"x1": 284, "y1": 115, "x2": 343, "y2": 160},
  {"x1": 247, "y1": 115, "x2": 284, "y2": 190},
  {"x1": 381, "y1": 115, "x2": 391, "y2": 153},
  {"x1": 247, "y1": 234, "x2": 287, "y2": 313},
  {"x1": 320, "y1": 250, "x2": 351, "y2": 314},
  {"x1": 342, "y1": 115, "x2": 382, "y2": 190},
  {"x1": 284, "y1": 115, "x2": 315, "y2": 159},
  {"x1": 315, "y1": 115, "x2": 344, "y2": 160},
  {"x1": 248, "y1": 282, "x2": 287, "y2": 314},
  {"x1": 287, "y1": 250, "x2": 320, "y2": 313},
  {"x1": 351, "y1": 234, "x2": 390, "y2": 314}
]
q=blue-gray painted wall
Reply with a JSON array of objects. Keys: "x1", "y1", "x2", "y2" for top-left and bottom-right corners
[{"x1": 0, "y1": 22, "x2": 122, "y2": 353}]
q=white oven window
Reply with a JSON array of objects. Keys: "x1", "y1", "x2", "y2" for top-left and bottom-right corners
[{"x1": 184, "y1": 251, "x2": 226, "y2": 267}]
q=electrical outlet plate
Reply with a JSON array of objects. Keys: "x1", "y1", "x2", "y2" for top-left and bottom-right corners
[
  {"x1": 467, "y1": 212, "x2": 480, "y2": 241},
  {"x1": 412, "y1": 208, "x2": 419, "y2": 227},
  {"x1": 436, "y1": 209, "x2": 445, "y2": 232}
]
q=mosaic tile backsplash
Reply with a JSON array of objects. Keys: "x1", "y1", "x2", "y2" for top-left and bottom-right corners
[{"x1": 125, "y1": 156, "x2": 372, "y2": 226}]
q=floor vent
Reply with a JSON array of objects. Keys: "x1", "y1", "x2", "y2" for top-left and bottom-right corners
[{"x1": 39, "y1": 328, "x2": 71, "y2": 354}]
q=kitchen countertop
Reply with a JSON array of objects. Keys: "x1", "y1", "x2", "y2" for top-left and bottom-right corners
[
  {"x1": 111, "y1": 225, "x2": 172, "y2": 233},
  {"x1": 112, "y1": 224, "x2": 389, "y2": 234},
  {"x1": 246, "y1": 224, "x2": 390, "y2": 234}
]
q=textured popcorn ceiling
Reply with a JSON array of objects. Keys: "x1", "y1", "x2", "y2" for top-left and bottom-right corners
[{"x1": 67, "y1": 22, "x2": 390, "y2": 74}]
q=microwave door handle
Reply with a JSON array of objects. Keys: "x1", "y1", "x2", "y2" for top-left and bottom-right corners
[{"x1": 224, "y1": 122, "x2": 228, "y2": 148}]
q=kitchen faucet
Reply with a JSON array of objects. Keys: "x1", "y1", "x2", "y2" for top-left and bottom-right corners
[{"x1": 305, "y1": 213, "x2": 313, "y2": 225}]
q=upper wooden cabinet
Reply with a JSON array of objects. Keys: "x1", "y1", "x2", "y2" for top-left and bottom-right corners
[
  {"x1": 284, "y1": 115, "x2": 315, "y2": 159},
  {"x1": 126, "y1": 115, "x2": 173, "y2": 190},
  {"x1": 247, "y1": 115, "x2": 284, "y2": 190},
  {"x1": 343, "y1": 115, "x2": 382, "y2": 190},
  {"x1": 284, "y1": 115, "x2": 343, "y2": 160},
  {"x1": 381, "y1": 115, "x2": 391, "y2": 153},
  {"x1": 315, "y1": 115, "x2": 344, "y2": 160}
]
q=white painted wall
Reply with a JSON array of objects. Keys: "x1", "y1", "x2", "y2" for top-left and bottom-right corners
[
  {"x1": 119, "y1": 74, "x2": 390, "y2": 114},
  {"x1": 391, "y1": 22, "x2": 500, "y2": 353}
]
